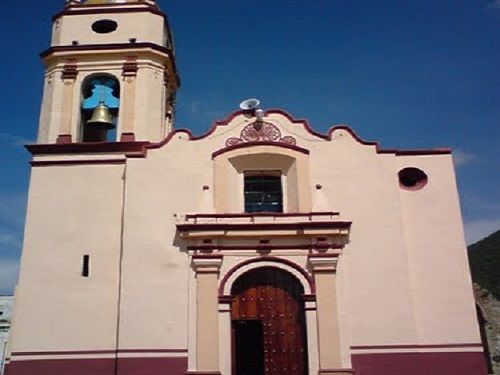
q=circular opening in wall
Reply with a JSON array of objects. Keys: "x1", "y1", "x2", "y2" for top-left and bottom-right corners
[
  {"x1": 91, "y1": 20, "x2": 118, "y2": 34},
  {"x1": 398, "y1": 167, "x2": 428, "y2": 190}
]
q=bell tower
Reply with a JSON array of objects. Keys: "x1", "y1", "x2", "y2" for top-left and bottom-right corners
[{"x1": 38, "y1": 0, "x2": 179, "y2": 144}]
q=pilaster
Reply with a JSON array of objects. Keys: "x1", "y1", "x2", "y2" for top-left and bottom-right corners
[
  {"x1": 120, "y1": 57, "x2": 138, "y2": 141},
  {"x1": 308, "y1": 254, "x2": 353, "y2": 375},
  {"x1": 57, "y1": 61, "x2": 78, "y2": 143},
  {"x1": 191, "y1": 255, "x2": 223, "y2": 375}
]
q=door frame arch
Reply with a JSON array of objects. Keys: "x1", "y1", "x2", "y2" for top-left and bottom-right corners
[{"x1": 218, "y1": 257, "x2": 319, "y2": 375}]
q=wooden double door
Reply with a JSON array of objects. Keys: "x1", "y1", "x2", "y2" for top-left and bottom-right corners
[{"x1": 231, "y1": 267, "x2": 308, "y2": 375}]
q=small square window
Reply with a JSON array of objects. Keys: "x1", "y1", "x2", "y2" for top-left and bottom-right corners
[{"x1": 244, "y1": 171, "x2": 283, "y2": 213}]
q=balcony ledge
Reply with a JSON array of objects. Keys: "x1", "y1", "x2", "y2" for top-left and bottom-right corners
[{"x1": 176, "y1": 212, "x2": 351, "y2": 239}]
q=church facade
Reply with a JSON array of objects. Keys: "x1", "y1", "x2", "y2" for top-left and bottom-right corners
[{"x1": 5, "y1": 1, "x2": 488, "y2": 375}]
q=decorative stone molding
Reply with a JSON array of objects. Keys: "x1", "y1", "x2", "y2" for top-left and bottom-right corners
[
  {"x1": 65, "y1": 0, "x2": 81, "y2": 8},
  {"x1": 191, "y1": 255, "x2": 223, "y2": 274},
  {"x1": 308, "y1": 254, "x2": 339, "y2": 274},
  {"x1": 225, "y1": 121, "x2": 296, "y2": 147},
  {"x1": 122, "y1": 57, "x2": 138, "y2": 77},
  {"x1": 120, "y1": 132, "x2": 136, "y2": 142},
  {"x1": 56, "y1": 134, "x2": 72, "y2": 144},
  {"x1": 61, "y1": 61, "x2": 78, "y2": 80},
  {"x1": 217, "y1": 295, "x2": 232, "y2": 304}
]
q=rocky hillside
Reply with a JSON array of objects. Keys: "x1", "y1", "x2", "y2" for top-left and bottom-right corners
[{"x1": 468, "y1": 230, "x2": 500, "y2": 300}]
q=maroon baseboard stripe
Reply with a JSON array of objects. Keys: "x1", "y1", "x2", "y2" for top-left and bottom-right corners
[
  {"x1": 117, "y1": 357, "x2": 187, "y2": 375},
  {"x1": 351, "y1": 351, "x2": 488, "y2": 375},
  {"x1": 5, "y1": 358, "x2": 115, "y2": 375},
  {"x1": 5, "y1": 357, "x2": 188, "y2": 375}
]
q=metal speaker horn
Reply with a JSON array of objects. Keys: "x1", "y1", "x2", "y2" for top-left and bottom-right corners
[
  {"x1": 87, "y1": 102, "x2": 115, "y2": 130},
  {"x1": 239, "y1": 98, "x2": 260, "y2": 111}
]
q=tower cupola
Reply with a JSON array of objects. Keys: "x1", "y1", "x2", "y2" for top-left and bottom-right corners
[{"x1": 37, "y1": 0, "x2": 179, "y2": 144}]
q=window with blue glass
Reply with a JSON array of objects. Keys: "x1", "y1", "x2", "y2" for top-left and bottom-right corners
[{"x1": 244, "y1": 172, "x2": 283, "y2": 213}]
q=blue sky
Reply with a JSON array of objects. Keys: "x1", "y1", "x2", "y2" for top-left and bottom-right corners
[{"x1": 0, "y1": 0, "x2": 498, "y2": 294}]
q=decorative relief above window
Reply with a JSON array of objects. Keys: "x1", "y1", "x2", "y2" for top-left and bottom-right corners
[{"x1": 226, "y1": 122, "x2": 296, "y2": 147}]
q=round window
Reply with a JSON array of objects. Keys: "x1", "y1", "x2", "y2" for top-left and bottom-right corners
[
  {"x1": 398, "y1": 167, "x2": 428, "y2": 190},
  {"x1": 91, "y1": 20, "x2": 118, "y2": 34}
]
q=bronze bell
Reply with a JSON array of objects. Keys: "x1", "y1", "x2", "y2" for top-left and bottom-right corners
[{"x1": 87, "y1": 102, "x2": 115, "y2": 130}]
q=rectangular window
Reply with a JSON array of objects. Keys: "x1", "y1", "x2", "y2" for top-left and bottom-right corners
[{"x1": 244, "y1": 171, "x2": 283, "y2": 213}]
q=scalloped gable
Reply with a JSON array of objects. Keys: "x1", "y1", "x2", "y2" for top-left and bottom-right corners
[
  {"x1": 26, "y1": 108, "x2": 451, "y2": 157},
  {"x1": 145, "y1": 109, "x2": 451, "y2": 157}
]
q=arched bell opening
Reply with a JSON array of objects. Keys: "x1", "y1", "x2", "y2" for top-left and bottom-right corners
[
  {"x1": 80, "y1": 74, "x2": 120, "y2": 142},
  {"x1": 230, "y1": 267, "x2": 309, "y2": 375}
]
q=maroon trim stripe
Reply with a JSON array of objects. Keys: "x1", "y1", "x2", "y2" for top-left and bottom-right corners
[
  {"x1": 41, "y1": 43, "x2": 171, "y2": 59},
  {"x1": 177, "y1": 221, "x2": 351, "y2": 232},
  {"x1": 302, "y1": 294, "x2": 317, "y2": 302},
  {"x1": 26, "y1": 141, "x2": 150, "y2": 156},
  {"x1": 31, "y1": 159, "x2": 125, "y2": 167},
  {"x1": 378, "y1": 149, "x2": 452, "y2": 155},
  {"x1": 350, "y1": 343, "x2": 484, "y2": 350},
  {"x1": 192, "y1": 254, "x2": 224, "y2": 260},
  {"x1": 212, "y1": 141, "x2": 309, "y2": 158},
  {"x1": 53, "y1": 5, "x2": 166, "y2": 22},
  {"x1": 11, "y1": 350, "x2": 116, "y2": 356},
  {"x1": 118, "y1": 349, "x2": 188, "y2": 354},
  {"x1": 188, "y1": 244, "x2": 343, "y2": 251},
  {"x1": 308, "y1": 253, "x2": 340, "y2": 258},
  {"x1": 11, "y1": 349, "x2": 188, "y2": 357}
]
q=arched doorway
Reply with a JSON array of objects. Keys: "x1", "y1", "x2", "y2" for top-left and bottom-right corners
[{"x1": 231, "y1": 267, "x2": 309, "y2": 375}]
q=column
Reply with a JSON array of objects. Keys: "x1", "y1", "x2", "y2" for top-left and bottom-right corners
[
  {"x1": 190, "y1": 255, "x2": 223, "y2": 375},
  {"x1": 309, "y1": 255, "x2": 353, "y2": 375}
]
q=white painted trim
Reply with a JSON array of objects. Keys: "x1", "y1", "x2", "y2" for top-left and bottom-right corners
[
  {"x1": 221, "y1": 258, "x2": 312, "y2": 296},
  {"x1": 187, "y1": 267, "x2": 197, "y2": 371},
  {"x1": 306, "y1": 308, "x2": 319, "y2": 375}
]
